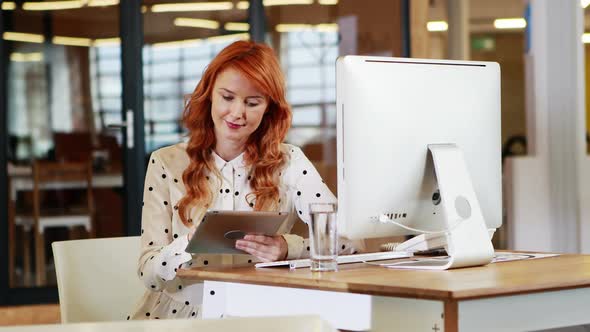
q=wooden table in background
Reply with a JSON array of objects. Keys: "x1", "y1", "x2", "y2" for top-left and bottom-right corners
[{"x1": 178, "y1": 253, "x2": 590, "y2": 332}]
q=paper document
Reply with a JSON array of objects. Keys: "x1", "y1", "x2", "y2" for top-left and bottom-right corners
[{"x1": 367, "y1": 251, "x2": 561, "y2": 270}]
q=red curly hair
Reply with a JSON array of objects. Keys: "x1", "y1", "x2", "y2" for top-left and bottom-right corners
[{"x1": 178, "y1": 40, "x2": 292, "y2": 226}]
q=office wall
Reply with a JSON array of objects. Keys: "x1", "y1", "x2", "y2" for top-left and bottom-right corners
[{"x1": 337, "y1": 0, "x2": 403, "y2": 56}]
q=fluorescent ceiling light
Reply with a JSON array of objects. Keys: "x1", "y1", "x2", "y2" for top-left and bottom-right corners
[
  {"x1": 207, "y1": 33, "x2": 249, "y2": 43},
  {"x1": 318, "y1": 0, "x2": 338, "y2": 4},
  {"x1": 264, "y1": 0, "x2": 313, "y2": 5},
  {"x1": 174, "y1": 18, "x2": 220, "y2": 29},
  {"x1": 315, "y1": 23, "x2": 338, "y2": 32},
  {"x1": 10, "y1": 52, "x2": 43, "y2": 62},
  {"x1": 23, "y1": 0, "x2": 85, "y2": 10},
  {"x1": 2, "y1": 2, "x2": 16, "y2": 10},
  {"x1": 94, "y1": 37, "x2": 120, "y2": 46},
  {"x1": 88, "y1": 0, "x2": 119, "y2": 6},
  {"x1": 3, "y1": 32, "x2": 45, "y2": 43},
  {"x1": 237, "y1": 0, "x2": 314, "y2": 8},
  {"x1": 494, "y1": 18, "x2": 526, "y2": 29},
  {"x1": 53, "y1": 36, "x2": 93, "y2": 47},
  {"x1": 151, "y1": 2, "x2": 233, "y2": 12},
  {"x1": 152, "y1": 33, "x2": 249, "y2": 48},
  {"x1": 237, "y1": 1, "x2": 249, "y2": 9},
  {"x1": 225, "y1": 22, "x2": 250, "y2": 31},
  {"x1": 583, "y1": 33, "x2": 590, "y2": 44},
  {"x1": 275, "y1": 23, "x2": 337, "y2": 32},
  {"x1": 276, "y1": 24, "x2": 312, "y2": 32},
  {"x1": 582, "y1": 0, "x2": 590, "y2": 8},
  {"x1": 427, "y1": 21, "x2": 448, "y2": 32},
  {"x1": 153, "y1": 39, "x2": 203, "y2": 49}
]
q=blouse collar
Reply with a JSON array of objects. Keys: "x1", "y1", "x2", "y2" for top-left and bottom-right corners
[{"x1": 211, "y1": 150, "x2": 247, "y2": 171}]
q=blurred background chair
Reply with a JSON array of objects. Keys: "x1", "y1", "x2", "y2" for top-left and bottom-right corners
[
  {"x1": 13, "y1": 161, "x2": 95, "y2": 287},
  {"x1": 52, "y1": 237, "x2": 144, "y2": 323},
  {"x1": 53, "y1": 132, "x2": 93, "y2": 164}
]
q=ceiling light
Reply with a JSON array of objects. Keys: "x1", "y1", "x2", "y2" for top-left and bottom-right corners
[
  {"x1": 276, "y1": 24, "x2": 312, "y2": 32},
  {"x1": 151, "y1": 2, "x2": 233, "y2": 12},
  {"x1": 52, "y1": 36, "x2": 93, "y2": 47},
  {"x1": 318, "y1": 0, "x2": 338, "y2": 4},
  {"x1": 152, "y1": 39, "x2": 203, "y2": 49},
  {"x1": 88, "y1": 0, "x2": 119, "y2": 6},
  {"x1": 207, "y1": 33, "x2": 249, "y2": 43},
  {"x1": 2, "y1": 2, "x2": 16, "y2": 10},
  {"x1": 23, "y1": 0, "x2": 85, "y2": 10},
  {"x1": 3, "y1": 32, "x2": 45, "y2": 43},
  {"x1": 582, "y1": 0, "x2": 590, "y2": 8},
  {"x1": 427, "y1": 21, "x2": 448, "y2": 32},
  {"x1": 583, "y1": 33, "x2": 590, "y2": 44},
  {"x1": 141, "y1": 5, "x2": 148, "y2": 13},
  {"x1": 275, "y1": 24, "x2": 337, "y2": 32},
  {"x1": 174, "y1": 18, "x2": 220, "y2": 29},
  {"x1": 494, "y1": 18, "x2": 526, "y2": 30},
  {"x1": 10, "y1": 52, "x2": 43, "y2": 62},
  {"x1": 264, "y1": 0, "x2": 313, "y2": 5},
  {"x1": 94, "y1": 37, "x2": 121, "y2": 46},
  {"x1": 225, "y1": 22, "x2": 250, "y2": 31},
  {"x1": 315, "y1": 23, "x2": 338, "y2": 32},
  {"x1": 236, "y1": 1, "x2": 249, "y2": 9}
]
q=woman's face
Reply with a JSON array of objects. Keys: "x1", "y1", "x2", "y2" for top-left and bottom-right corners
[{"x1": 211, "y1": 67, "x2": 268, "y2": 147}]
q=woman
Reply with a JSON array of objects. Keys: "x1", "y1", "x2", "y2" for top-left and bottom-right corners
[{"x1": 129, "y1": 40, "x2": 358, "y2": 320}]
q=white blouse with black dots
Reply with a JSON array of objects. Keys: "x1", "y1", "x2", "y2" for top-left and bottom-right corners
[{"x1": 128, "y1": 142, "x2": 361, "y2": 320}]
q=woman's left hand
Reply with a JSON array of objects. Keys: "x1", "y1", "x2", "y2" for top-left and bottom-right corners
[{"x1": 235, "y1": 234, "x2": 288, "y2": 262}]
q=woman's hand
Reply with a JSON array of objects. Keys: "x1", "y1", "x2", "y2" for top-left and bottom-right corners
[{"x1": 235, "y1": 234, "x2": 288, "y2": 262}]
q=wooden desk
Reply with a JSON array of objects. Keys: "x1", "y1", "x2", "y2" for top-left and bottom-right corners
[{"x1": 178, "y1": 254, "x2": 590, "y2": 331}]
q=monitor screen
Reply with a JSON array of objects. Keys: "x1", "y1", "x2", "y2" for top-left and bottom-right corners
[{"x1": 336, "y1": 56, "x2": 502, "y2": 240}]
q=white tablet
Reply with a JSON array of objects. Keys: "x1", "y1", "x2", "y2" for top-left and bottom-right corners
[{"x1": 185, "y1": 210, "x2": 290, "y2": 255}]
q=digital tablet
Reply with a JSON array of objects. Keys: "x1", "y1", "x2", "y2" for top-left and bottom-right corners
[{"x1": 185, "y1": 210, "x2": 290, "y2": 254}]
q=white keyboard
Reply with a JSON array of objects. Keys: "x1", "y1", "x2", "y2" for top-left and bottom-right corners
[{"x1": 255, "y1": 251, "x2": 413, "y2": 269}]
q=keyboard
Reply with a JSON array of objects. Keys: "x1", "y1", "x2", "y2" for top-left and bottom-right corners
[{"x1": 255, "y1": 251, "x2": 413, "y2": 269}]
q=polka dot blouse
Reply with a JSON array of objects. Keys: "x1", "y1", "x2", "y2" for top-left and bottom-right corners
[{"x1": 128, "y1": 142, "x2": 360, "y2": 320}]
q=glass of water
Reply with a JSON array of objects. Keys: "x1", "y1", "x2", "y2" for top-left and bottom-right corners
[{"x1": 308, "y1": 203, "x2": 338, "y2": 272}]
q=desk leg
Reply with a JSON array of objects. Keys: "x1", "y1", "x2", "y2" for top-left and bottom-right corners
[{"x1": 202, "y1": 281, "x2": 227, "y2": 319}]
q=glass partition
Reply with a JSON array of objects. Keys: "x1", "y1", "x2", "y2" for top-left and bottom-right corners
[{"x1": 5, "y1": 2, "x2": 123, "y2": 289}]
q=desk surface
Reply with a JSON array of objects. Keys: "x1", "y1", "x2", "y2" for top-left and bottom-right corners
[{"x1": 178, "y1": 253, "x2": 590, "y2": 301}]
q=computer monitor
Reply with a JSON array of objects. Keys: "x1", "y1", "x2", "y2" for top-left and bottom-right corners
[{"x1": 335, "y1": 56, "x2": 501, "y2": 259}]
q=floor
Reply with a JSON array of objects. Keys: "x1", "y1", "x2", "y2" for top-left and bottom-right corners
[{"x1": 0, "y1": 304, "x2": 60, "y2": 326}]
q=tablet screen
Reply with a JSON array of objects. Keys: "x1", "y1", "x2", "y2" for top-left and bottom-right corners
[{"x1": 185, "y1": 210, "x2": 290, "y2": 255}]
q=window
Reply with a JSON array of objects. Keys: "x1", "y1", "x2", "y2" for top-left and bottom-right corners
[
  {"x1": 280, "y1": 30, "x2": 339, "y2": 148},
  {"x1": 91, "y1": 37, "x2": 244, "y2": 153}
]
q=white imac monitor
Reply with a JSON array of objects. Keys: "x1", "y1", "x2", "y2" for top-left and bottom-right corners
[{"x1": 336, "y1": 56, "x2": 501, "y2": 268}]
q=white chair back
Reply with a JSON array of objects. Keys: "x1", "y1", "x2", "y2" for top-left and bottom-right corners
[{"x1": 52, "y1": 236, "x2": 144, "y2": 323}]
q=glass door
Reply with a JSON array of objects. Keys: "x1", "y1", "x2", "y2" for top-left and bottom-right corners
[{"x1": 0, "y1": 1, "x2": 145, "y2": 304}]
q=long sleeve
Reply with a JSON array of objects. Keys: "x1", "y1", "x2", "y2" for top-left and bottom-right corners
[
  {"x1": 282, "y1": 146, "x2": 361, "y2": 259},
  {"x1": 138, "y1": 151, "x2": 192, "y2": 292}
]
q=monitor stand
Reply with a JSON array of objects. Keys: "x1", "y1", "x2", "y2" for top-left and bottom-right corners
[{"x1": 386, "y1": 143, "x2": 495, "y2": 270}]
